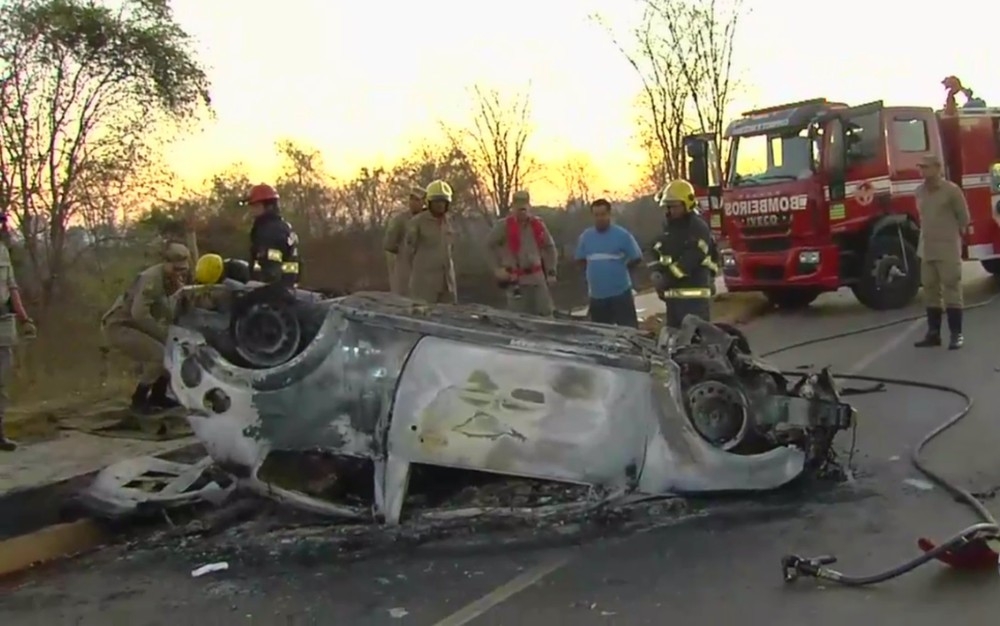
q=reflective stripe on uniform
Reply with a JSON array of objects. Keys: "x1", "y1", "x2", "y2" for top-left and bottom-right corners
[
  {"x1": 656, "y1": 253, "x2": 685, "y2": 278},
  {"x1": 266, "y1": 249, "x2": 283, "y2": 261},
  {"x1": 281, "y1": 261, "x2": 300, "y2": 274},
  {"x1": 663, "y1": 287, "x2": 712, "y2": 298},
  {"x1": 702, "y1": 258, "x2": 719, "y2": 273},
  {"x1": 696, "y1": 239, "x2": 709, "y2": 254}
]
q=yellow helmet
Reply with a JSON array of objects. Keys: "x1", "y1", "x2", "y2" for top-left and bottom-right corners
[
  {"x1": 658, "y1": 179, "x2": 697, "y2": 211},
  {"x1": 194, "y1": 253, "x2": 225, "y2": 285},
  {"x1": 425, "y1": 180, "x2": 453, "y2": 204}
]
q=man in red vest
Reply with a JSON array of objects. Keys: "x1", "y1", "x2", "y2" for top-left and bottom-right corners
[{"x1": 487, "y1": 190, "x2": 558, "y2": 316}]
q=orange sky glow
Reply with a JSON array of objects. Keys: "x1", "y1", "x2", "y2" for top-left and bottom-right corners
[{"x1": 162, "y1": 0, "x2": 998, "y2": 205}]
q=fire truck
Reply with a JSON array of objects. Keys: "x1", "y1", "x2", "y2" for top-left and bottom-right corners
[{"x1": 683, "y1": 87, "x2": 1000, "y2": 310}]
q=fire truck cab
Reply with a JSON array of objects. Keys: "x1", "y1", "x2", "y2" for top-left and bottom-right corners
[{"x1": 686, "y1": 95, "x2": 1000, "y2": 310}]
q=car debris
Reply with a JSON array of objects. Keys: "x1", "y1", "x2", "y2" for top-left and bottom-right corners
[
  {"x1": 163, "y1": 286, "x2": 856, "y2": 526},
  {"x1": 78, "y1": 456, "x2": 234, "y2": 520}
]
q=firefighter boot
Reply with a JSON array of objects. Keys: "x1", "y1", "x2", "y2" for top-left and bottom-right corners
[
  {"x1": 914, "y1": 308, "x2": 943, "y2": 347},
  {"x1": 148, "y1": 375, "x2": 180, "y2": 410},
  {"x1": 946, "y1": 308, "x2": 964, "y2": 350},
  {"x1": 0, "y1": 418, "x2": 17, "y2": 451}
]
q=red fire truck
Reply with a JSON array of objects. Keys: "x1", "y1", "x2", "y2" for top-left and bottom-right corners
[{"x1": 683, "y1": 91, "x2": 1000, "y2": 310}]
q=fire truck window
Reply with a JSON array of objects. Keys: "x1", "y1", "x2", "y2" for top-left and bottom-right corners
[
  {"x1": 892, "y1": 119, "x2": 929, "y2": 153},
  {"x1": 729, "y1": 130, "x2": 813, "y2": 186},
  {"x1": 845, "y1": 112, "x2": 880, "y2": 161}
]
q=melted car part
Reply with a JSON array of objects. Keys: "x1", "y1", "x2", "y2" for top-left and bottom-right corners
[
  {"x1": 78, "y1": 456, "x2": 234, "y2": 520},
  {"x1": 166, "y1": 291, "x2": 855, "y2": 524}
]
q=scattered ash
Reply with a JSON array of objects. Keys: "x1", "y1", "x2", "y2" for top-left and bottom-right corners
[
  {"x1": 100, "y1": 456, "x2": 855, "y2": 570},
  {"x1": 116, "y1": 473, "x2": 694, "y2": 569}
]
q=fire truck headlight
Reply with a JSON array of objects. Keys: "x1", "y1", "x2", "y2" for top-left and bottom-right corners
[
  {"x1": 798, "y1": 250, "x2": 821, "y2": 265},
  {"x1": 721, "y1": 251, "x2": 737, "y2": 268}
]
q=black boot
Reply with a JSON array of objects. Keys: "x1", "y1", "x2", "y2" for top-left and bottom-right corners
[
  {"x1": 914, "y1": 308, "x2": 943, "y2": 347},
  {"x1": 130, "y1": 382, "x2": 152, "y2": 413},
  {"x1": 0, "y1": 418, "x2": 17, "y2": 452},
  {"x1": 148, "y1": 375, "x2": 179, "y2": 410},
  {"x1": 946, "y1": 308, "x2": 964, "y2": 350}
]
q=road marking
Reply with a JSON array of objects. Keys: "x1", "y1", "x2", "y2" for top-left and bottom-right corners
[
  {"x1": 430, "y1": 555, "x2": 570, "y2": 626},
  {"x1": 845, "y1": 318, "x2": 924, "y2": 374}
]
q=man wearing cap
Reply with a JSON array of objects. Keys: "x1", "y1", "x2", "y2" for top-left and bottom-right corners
[
  {"x1": 487, "y1": 190, "x2": 558, "y2": 316},
  {"x1": 0, "y1": 214, "x2": 36, "y2": 451},
  {"x1": 101, "y1": 242, "x2": 191, "y2": 413},
  {"x1": 383, "y1": 185, "x2": 426, "y2": 295},
  {"x1": 913, "y1": 154, "x2": 970, "y2": 350}
]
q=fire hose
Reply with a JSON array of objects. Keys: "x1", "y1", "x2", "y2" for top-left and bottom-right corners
[{"x1": 762, "y1": 289, "x2": 1000, "y2": 586}]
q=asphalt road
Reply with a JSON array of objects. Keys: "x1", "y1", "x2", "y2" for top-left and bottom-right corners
[{"x1": 5, "y1": 277, "x2": 1000, "y2": 626}]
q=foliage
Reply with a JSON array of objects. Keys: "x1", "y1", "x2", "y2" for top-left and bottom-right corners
[{"x1": 0, "y1": 0, "x2": 211, "y2": 303}]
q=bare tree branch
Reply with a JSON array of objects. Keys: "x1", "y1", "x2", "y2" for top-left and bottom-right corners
[
  {"x1": 445, "y1": 85, "x2": 537, "y2": 219},
  {"x1": 597, "y1": 0, "x2": 745, "y2": 190}
]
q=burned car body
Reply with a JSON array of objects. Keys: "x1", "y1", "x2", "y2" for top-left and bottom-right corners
[{"x1": 165, "y1": 286, "x2": 854, "y2": 524}]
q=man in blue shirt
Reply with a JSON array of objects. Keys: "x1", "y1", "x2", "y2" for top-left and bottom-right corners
[{"x1": 575, "y1": 199, "x2": 642, "y2": 327}]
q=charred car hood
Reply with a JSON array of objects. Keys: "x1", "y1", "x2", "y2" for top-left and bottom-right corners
[{"x1": 165, "y1": 288, "x2": 854, "y2": 524}]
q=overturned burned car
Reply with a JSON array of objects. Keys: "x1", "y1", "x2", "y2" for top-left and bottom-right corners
[{"x1": 164, "y1": 284, "x2": 855, "y2": 525}]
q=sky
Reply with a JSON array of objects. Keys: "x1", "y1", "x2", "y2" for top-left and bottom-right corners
[{"x1": 164, "y1": 0, "x2": 998, "y2": 205}]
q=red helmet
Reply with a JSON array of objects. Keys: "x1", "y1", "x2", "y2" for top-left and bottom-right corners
[{"x1": 245, "y1": 183, "x2": 279, "y2": 205}]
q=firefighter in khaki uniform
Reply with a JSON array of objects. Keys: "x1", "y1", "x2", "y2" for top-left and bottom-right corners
[
  {"x1": 383, "y1": 185, "x2": 426, "y2": 295},
  {"x1": 102, "y1": 243, "x2": 190, "y2": 414},
  {"x1": 647, "y1": 179, "x2": 719, "y2": 329},
  {"x1": 913, "y1": 154, "x2": 970, "y2": 350},
  {"x1": 487, "y1": 190, "x2": 558, "y2": 316},
  {"x1": 0, "y1": 216, "x2": 36, "y2": 451},
  {"x1": 402, "y1": 180, "x2": 457, "y2": 304}
]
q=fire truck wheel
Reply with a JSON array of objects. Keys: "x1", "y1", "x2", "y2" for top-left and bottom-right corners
[
  {"x1": 851, "y1": 234, "x2": 920, "y2": 310},
  {"x1": 763, "y1": 288, "x2": 821, "y2": 310},
  {"x1": 980, "y1": 259, "x2": 1000, "y2": 276}
]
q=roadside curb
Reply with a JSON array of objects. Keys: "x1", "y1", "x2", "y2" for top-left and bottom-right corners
[
  {"x1": 0, "y1": 443, "x2": 202, "y2": 580},
  {"x1": 0, "y1": 520, "x2": 108, "y2": 579}
]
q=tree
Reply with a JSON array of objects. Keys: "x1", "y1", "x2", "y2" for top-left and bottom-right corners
[
  {"x1": 0, "y1": 0, "x2": 211, "y2": 303},
  {"x1": 602, "y1": 0, "x2": 744, "y2": 189},
  {"x1": 275, "y1": 140, "x2": 339, "y2": 238},
  {"x1": 557, "y1": 155, "x2": 598, "y2": 208},
  {"x1": 658, "y1": 0, "x2": 743, "y2": 159},
  {"x1": 446, "y1": 86, "x2": 537, "y2": 219}
]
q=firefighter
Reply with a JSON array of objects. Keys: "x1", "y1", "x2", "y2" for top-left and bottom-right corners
[
  {"x1": 487, "y1": 190, "x2": 558, "y2": 316},
  {"x1": 0, "y1": 213, "x2": 35, "y2": 451},
  {"x1": 401, "y1": 180, "x2": 457, "y2": 304},
  {"x1": 101, "y1": 243, "x2": 190, "y2": 414},
  {"x1": 648, "y1": 179, "x2": 719, "y2": 329},
  {"x1": 383, "y1": 185, "x2": 427, "y2": 295},
  {"x1": 244, "y1": 183, "x2": 301, "y2": 287},
  {"x1": 913, "y1": 154, "x2": 970, "y2": 350}
]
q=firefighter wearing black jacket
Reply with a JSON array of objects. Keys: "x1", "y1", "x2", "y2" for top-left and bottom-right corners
[
  {"x1": 647, "y1": 179, "x2": 719, "y2": 329},
  {"x1": 244, "y1": 183, "x2": 301, "y2": 287}
]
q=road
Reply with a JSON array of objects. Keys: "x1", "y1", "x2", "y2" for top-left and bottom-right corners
[{"x1": 4, "y1": 276, "x2": 1000, "y2": 626}]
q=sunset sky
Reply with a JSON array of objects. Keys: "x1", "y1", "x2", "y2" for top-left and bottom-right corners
[{"x1": 164, "y1": 0, "x2": 997, "y2": 204}]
